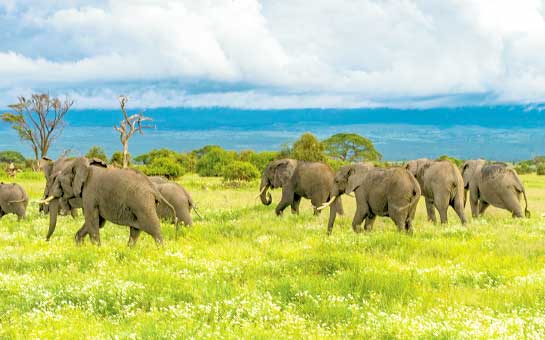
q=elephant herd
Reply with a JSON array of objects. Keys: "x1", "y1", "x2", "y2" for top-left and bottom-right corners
[
  {"x1": 259, "y1": 158, "x2": 530, "y2": 235},
  {"x1": 0, "y1": 156, "x2": 531, "y2": 245}
]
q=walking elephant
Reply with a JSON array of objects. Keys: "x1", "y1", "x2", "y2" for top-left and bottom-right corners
[
  {"x1": 152, "y1": 181, "x2": 198, "y2": 227},
  {"x1": 405, "y1": 159, "x2": 466, "y2": 224},
  {"x1": 461, "y1": 160, "x2": 530, "y2": 218},
  {"x1": 0, "y1": 182, "x2": 28, "y2": 220},
  {"x1": 321, "y1": 166, "x2": 420, "y2": 234},
  {"x1": 258, "y1": 159, "x2": 343, "y2": 217},
  {"x1": 38, "y1": 157, "x2": 178, "y2": 246},
  {"x1": 40, "y1": 157, "x2": 83, "y2": 241}
]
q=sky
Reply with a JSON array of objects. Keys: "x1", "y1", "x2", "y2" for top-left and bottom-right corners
[{"x1": 1, "y1": 0, "x2": 545, "y2": 109}]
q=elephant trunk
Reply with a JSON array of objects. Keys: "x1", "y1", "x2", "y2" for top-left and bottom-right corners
[
  {"x1": 327, "y1": 196, "x2": 340, "y2": 235},
  {"x1": 45, "y1": 199, "x2": 60, "y2": 241},
  {"x1": 259, "y1": 176, "x2": 272, "y2": 205}
]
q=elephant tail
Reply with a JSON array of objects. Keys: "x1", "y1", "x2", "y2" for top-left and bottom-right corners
[
  {"x1": 512, "y1": 170, "x2": 530, "y2": 218},
  {"x1": 156, "y1": 193, "x2": 180, "y2": 239},
  {"x1": 187, "y1": 195, "x2": 202, "y2": 219}
]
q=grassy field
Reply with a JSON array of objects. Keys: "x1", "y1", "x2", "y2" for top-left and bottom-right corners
[{"x1": 1, "y1": 172, "x2": 545, "y2": 338}]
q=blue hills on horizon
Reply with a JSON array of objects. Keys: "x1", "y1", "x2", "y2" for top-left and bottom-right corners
[{"x1": 1, "y1": 105, "x2": 545, "y2": 161}]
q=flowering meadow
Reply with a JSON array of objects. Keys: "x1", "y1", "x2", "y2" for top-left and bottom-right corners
[{"x1": 1, "y1": 173, "x2": 545, "y2": 338}]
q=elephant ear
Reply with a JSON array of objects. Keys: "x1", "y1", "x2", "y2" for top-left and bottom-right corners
[
  {"x1": 346, "y1": 172, "x2": 365, "y2": 194},
  {"x1": 90, "y1": 158, "x2": 107, "y2": 168},
  {"x1": 404, "y1": 161, "x2": 417, "y2": 176},
  {"x1": 273, "y1": 160, "x2": 295, "y2": 187},
  {"x1": 40, "y1": 158, "x2": 53, "y2": 179},
  {"x1": 72, "y1": 157, "x2": 91, "y2": 197}
]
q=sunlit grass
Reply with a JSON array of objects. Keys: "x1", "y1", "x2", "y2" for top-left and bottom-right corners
[{"x1": 1, "y1": 173, "x2": 545, "y2": 338}]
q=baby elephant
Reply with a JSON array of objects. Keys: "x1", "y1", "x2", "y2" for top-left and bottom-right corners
[
  {"x1": 323, "y1": 165, "x2": 420, "y2": 234},
  {"x1": 0, "y1": 182, "x2": 29, "y2": 220},
  {"x1": 461, "y1": 160, "x2": 530, "y2": 218},
  {"x1": 148, "y1": 176, "x2": 198, "y2": 227},
  {"x1": 405, "y1": 159, "x2": 466, "y2": 224}
]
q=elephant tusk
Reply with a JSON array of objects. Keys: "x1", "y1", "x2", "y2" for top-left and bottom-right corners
[
  {"x1": 255, "y1": 186, "x2": 267, "y2": 199},
  {"x1": 316, "y1": 195, "x2": 336, "y2": 211},
  {"x1": 35, "y1": 196, "x2": 55, "y2": 205},
  {"x1": 345, "y1": 193, "x2": 355, "y2": 198}
]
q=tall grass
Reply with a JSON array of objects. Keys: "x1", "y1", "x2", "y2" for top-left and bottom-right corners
[{"x1": 1, "y1": 173, "x2": 545, "y2": 338}]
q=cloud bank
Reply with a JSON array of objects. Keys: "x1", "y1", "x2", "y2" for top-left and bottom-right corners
[{"x1": 1, "y1": 0, "x2": 545, "y2": 109}]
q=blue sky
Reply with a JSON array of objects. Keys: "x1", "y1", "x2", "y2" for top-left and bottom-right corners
[{"x1": 2, "y1": 0, "x2": 545, "y2": 109}]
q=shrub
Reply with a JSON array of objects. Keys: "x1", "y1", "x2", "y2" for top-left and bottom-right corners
[
  {"x1": 85, "y1": 146, "x2": 108, "y2": 162},
  {"x1": 111, "y1": 151, "x2": 131, "y2": 167},
  {"x1": 143, "y1": 157, "x2": 185, "y2": 179},
  {"x1": 238, "y1": 150, "x2": 278, "y2": 171},
  {"x1": 134, "y1": 148, "x2": 178, "y2": 165},
  {"x1": 196, "y1": 146, "x2": 235, "y2": 177},
  {"x1": 290, "y1": 132, "x2": 326, "y2": 162},
  {"x1": 0, "y1": 151, "x2": 25, "y2": 163},
  {"x1": 515, "y1": 163, "x2": 533, "y2": 175},
  {"x1": 537, "y1": 163, "x2": 545, "y2": 176},
  {"x1": 222, "y1": 161, "x2": 259, "y2": 182},
  {"x1": 437, "y1": 155, "x2": 463, "y2": 167}
]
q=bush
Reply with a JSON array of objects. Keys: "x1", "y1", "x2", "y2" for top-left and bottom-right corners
[
  {"x1": 222, "y1": 161, "x2": 259, "y2": 182},
  {"x1": 86, "y1": 146, "x2": 108, "y2": 162},
  {"x1": 135, "y1": 148, "x2": 178, "y2": 165},
  {"x1": 196, "y1": 146, "x2": 235, "y2": 177},
  {"x1": 437, "y1": 155, "x2": 463, "y2": 167},
  {"x1": 111, "y1": 151, "x2": 131, "y2": 167},
  {"x1": 515, "y1": 163, "x2": 533, "y2": 175},
  {"x1": 290, "y1": 132, "x2": 326, "y2": 162},
  {"x1": 0, "y1": 151, "x2": 25, "y2": 163},
  {"x1": 238, "y1": 150, "x2": 278, "y2": 172},
  {"x1": 143, "y1": 157, "x2": 185, "y2": 179},
  {"x1": 537, "y1": 163, "x2": 545, "y2": 176}
]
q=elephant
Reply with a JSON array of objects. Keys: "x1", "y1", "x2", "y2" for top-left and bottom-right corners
[
  {"x1": 461, "y1": 160, "x2": 530, "y2": 218},
  {"x1": 153, "y1": 181, "x2": 198, "y2": 227},
  {"x1": 258, "y1": 158, "x2": 343, "y2": 217},
  {"x1": 0, "y1": 182, "x2": 28, "y2": 220},
  {"x1": 148, "y1": 176, "x2": 169, "y2": 185},
  {"x1": 39, "y1": 157, "x2": 178, "y2": 246},
  {"x1": 321, "y1": 166, "x2": 420, "y2": 234},
  {"x1": 40, "y1": 157, "x2": 83, "y2": 241},
  {"x1": 405, "y1": 159, "x2": 466, "y2": 224}
]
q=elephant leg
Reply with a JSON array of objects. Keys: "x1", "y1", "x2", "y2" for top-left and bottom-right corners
[
  {"x1": 452, "y1": 196, "x2": 467, "y2": 224},
  {"x1": 291, "y1": 194, "x2": 301, "y2": 215},
  {"x1": 75, "y1": 224, "x2": 87, "y2": 244},
  {"x1": 79, "y1": 207, "x2": 101, "y2": 245},
  {"x1": 363, "y1": 215, "x2": 376, "y2": 231},
  {"x1": 128, "y1": 227, "x2": 142, "y2": 247},
  {"x1": 478, "y1": 201, "x2": 490, "y2": 216},
  {"x1": 424, "y1": 198, "x2": 437, "y2": 223},
  {"x1": 435, "y1": 198, "x2": 449, "y2": 224},
  {"x1": 470, "y1": 188, "x2": 480, "y2": 217},
  {"x1": 391, "y1": 211, "x2": 408, "y2": 232},
  {"x1": 352, "y1": 204, "x2": 369, "y2": 233},
  {"x1": 275, "y1": 188, "x2": 294, "y2": 216},
  {"x1": 405, "y1": 217, "x2": 414, "y2": 234},
  {"x1": 133, "y1": 210, "x2": 163, "y2": 246}
]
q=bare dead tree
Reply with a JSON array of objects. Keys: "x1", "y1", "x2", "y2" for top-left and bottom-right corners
[
  {"x1": 114, "y1": 96, "x2": 153, "y2": 168},
  {"x1": 1, "y1": 94, "x2": 74, "y2": 163}
]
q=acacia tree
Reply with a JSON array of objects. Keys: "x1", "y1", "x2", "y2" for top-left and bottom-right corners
[
  {"x1": 114, "y1": 96, "x2": 153, "y2": 168},
  {"x1": 322, "y1": 133, "x2": 382, "y2": 162},
  {"x1": 1, "y1": 94, "x2": 74, "y2": 162}
]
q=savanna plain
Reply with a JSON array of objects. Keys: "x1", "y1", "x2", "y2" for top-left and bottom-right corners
[{"x1": 1, "y1": 172, "x2": 545, "y2": 339}]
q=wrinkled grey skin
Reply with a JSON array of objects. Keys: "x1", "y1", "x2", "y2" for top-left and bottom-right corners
[
  {"x1": 148, "y1": 176, "x2": 169, "y2": 185},
  {"x1": 48, "y1": 157, "x2": 177, "y2": 246},
  {"x1": 259, "y1": 158, "x2": 343, "y2": 217},
  {"x1": 327, "y1": 162, "x2": 374, "y2": 234},
  {"x1": 153, "y1": 182, "x2": 194, "y2": 226},
  {"x1": 461, "y1": 160, "x2": 530, "y2": 218},
  {"x1": 0, "y1": 182, "x2": 28, "y2": 220},
  {"x1": 405, "y1": 159, "x2": 466, "y2": 224},
  {"x1": 331, "y1": 166, "x2": 420, "y2": 234},
  {"x1": 40, "y1": 157, "x2": 83, "y2": 241}
]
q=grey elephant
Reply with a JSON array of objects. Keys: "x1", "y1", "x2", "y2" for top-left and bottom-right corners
[
  {"x1": 40, "y1": 157, "x2": 83, "y2": 241},
  {"x1": 40, "y1": 157, "x2": 177, "y2": 246},
  {"x1": 321, "y1": 166, "x2": 420, "y2": 234},
  {"x1": 461, "y1": 160, "x2": 530, "y2": 218},
  {"x1": 149, "y1": 178, "x2": 198, "y2": 227},
  {"x1": 258, "y1": 158, "x2": 343, "y2": 217},
  {"x1": 0, "y1": 182, "x2": 28, "y2": 220},
  {"x1": 405, "y1": 159, "x2": 466, "y2": 224}
]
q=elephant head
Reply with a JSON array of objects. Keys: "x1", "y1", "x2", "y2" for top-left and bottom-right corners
[
  {"x1": 258, "y1": 159, "x2": 297, "y2": 205},
  {"x1": 329, "y1": 162, "x2": 374, "y2": 200},
  {"x1": 405, "y1": 158, "x2": 432, "y2": 186},
  {"x1": 460, "y1": 159, "x2": 486, "y2": 190}
]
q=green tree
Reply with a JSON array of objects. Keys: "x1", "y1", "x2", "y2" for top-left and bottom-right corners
[
  {"x1": 195, "y1": 146, "x2": 235, "y2": 177},
  {"x1": 143, "y1": 157, "x2": 185, "y2": 179},
  {"x1": 1, "y1": 94, "x2": 73, "y2": 161},
  {"x1": 322, "y1": 133, "x2": 381, "y2": 162},
  {"x1": 290, "y1": 132, "x2": 326, "y2": 162},
  {"x1": 0, "y1": 151, "x2": 25, "y2": 164},
  {"x1": 85, "y1": 146, "x2": 108, "y2": 162},
  {"x1": 111, "y1": 151, "x2": 131, "y2": 167}
]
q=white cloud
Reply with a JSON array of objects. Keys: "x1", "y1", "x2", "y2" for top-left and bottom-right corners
[{"x1": 1, "y1": 0, "x2": 545, "y2": 108}]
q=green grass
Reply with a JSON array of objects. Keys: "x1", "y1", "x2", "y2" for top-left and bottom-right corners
[{"x1": 1, "y1": 173, "x2": 545, "y2": 338}]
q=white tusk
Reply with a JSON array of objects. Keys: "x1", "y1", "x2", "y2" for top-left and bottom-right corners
[
  {"x1": 316, "y1": 196, "x2": 336, "y2": 211},
  {"x1": 346, "y1": 193, "x2": 355, "y2": 198},
  {"x1": 255, "y1": 186, "x2": 267, "y2": 199},
  {"x1": 35, "y1": 196, "x2": 55, "y2": 205}
]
